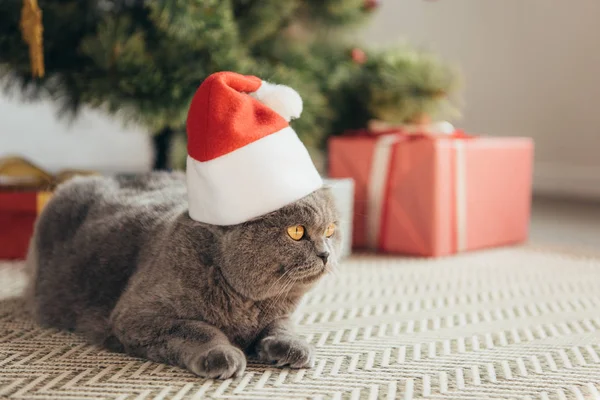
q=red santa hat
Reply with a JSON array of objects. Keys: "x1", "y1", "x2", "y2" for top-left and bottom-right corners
[{"x1": 186, "y1": 71, "x2": 323, "y2": 225}]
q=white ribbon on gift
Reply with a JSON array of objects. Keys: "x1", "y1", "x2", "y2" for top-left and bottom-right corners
[
  {"x1": 366, "y1": 134, "x2": 402, "y2": 250},
  {"x1": 454, "y1": 141, "x2": 467, "y2": 252},
  {"x1": 366, "y1": 132, "x2": 468, "y2": 252}
]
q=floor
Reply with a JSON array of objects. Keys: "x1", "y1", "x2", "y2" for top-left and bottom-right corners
[{"x1": 0, "y1": 196, "x2": 599, "y2": 399}]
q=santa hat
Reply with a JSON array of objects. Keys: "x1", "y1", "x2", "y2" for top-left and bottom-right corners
[{"x1": 186, "y1": 71, "x2": 323, "y2": 225}]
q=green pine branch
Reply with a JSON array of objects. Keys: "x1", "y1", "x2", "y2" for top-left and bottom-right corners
[{"x1": 0, "y1": 0, "x2": 461, "y2": 170}]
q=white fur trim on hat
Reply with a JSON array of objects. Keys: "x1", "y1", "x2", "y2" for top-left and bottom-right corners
[
  {"x1": 250, "y1": 81, "x2": 303, "y2": 122},
  {"x1": 187, "y1": 126, "x2": 323, "y2": 225}
]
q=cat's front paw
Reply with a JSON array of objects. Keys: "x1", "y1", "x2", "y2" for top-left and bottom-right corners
[
  {"x1": 257, "y1": 335, "x2": 315, "y2": 369},
  {"x1": 187, "y1": 344, "x2": 246, "y2": 379}
]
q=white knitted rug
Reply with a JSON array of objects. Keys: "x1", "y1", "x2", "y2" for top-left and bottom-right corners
[{"x1": 1, "y1": 247, "x2": 599, "y2": 399}]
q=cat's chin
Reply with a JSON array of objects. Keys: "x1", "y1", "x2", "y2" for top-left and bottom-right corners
[
  {"x1": 288, "y1": 264, "x2": 327, "y2": 283},
  {"x1": 296, "y1": 273, "x2": 325, "y2": 285}
]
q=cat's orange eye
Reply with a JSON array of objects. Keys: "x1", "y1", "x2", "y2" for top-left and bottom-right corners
[
  {"x1": 325, "y1": 223, "x2": 336, "y2": 238},
  {"x1": 287, "y1": 225, "x2": 305, "y2": 241}
]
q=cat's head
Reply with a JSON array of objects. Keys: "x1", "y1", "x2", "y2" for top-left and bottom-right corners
[{"x1": 218, "y1": 187, "x2": 341, "y2": 301}]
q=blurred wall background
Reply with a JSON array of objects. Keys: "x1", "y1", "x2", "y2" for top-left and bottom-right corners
[
  {"x1": 362, "y1": 0, "x2": 600, "y2": 200},
  {"x1": 0, "y1": 94, "x2": 152, "y2": 175},
  {"x1": 1, "y1": 0, "x2": 599, "y2": 199}
]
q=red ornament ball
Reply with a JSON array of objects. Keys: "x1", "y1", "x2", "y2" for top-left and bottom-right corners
[
  {"x1": 351, "y1": 48, "x2": 367, "y2": 64},
  {"x1": 364, "y1": 0, "x2": 380, "y2": 11}
]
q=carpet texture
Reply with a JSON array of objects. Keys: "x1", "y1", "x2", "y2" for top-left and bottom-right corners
[{"x1": 1, "y1": 247, "x2": 600, "y2": 399}]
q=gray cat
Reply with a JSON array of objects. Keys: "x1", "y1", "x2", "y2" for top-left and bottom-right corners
[{"x1": 25, "y1": 172, "x2": 341, "y2": 379}]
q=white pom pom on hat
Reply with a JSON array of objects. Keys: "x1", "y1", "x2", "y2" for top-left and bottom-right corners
[
  {"x1": 185, "y1": 71, "x2": 322, "y2": 226},
  {"x1": 250, "y1": 82, "x2": 303, "y2": 122}
]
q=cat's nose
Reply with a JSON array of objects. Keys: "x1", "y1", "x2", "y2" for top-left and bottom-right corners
[{"x1": 317, "y1": 251, "x2": 330, "y2": 264}]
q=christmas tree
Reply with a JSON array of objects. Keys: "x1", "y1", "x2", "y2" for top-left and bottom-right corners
[{"x1": 0, "y1": 0, "x2": 459, "y2": 170}]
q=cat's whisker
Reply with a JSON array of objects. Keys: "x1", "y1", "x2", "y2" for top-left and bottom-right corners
[
  {"x1": 262, "y1": 278, "x2": 289, "y2": 311},
  {"x1": 264, "y1": 275, "x2": 295, "y2": 317},
  {"x1": 265, "y1": 268, "x2": 293, "y2": 298},
  {"x1": 328, "y1": 265, "x2": 338, "y2": 277},
  {"x1": 330, "y1": 269, "x2": 339, "y2": 278},
  {"x1": 324, "y1": 260, "x2": 340, "y2": 277},
  {"x1": 272, "y1": 277, "x2": 294, "y2": 306}
]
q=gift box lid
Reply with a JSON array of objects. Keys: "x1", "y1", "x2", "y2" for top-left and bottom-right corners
[{"x1": 0, "y1": 156, "x2": 98, "y2": 213}]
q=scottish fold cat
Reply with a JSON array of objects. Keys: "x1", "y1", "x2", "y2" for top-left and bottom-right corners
[{"x1": 26, "y1": 172, "x2": 341, "y2": 379}]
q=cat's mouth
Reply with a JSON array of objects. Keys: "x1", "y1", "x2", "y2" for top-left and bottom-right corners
[{"x1": 288, "y1": 263, "x2": 327, "y2": 282}]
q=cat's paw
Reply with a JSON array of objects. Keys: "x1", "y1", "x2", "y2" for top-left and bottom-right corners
[
  {"x1": 257, "y1": 335, "x2": 315, "y2": 369},
  {"x1": 187, "y1": 344, "x2": 246, "y2": 379}
]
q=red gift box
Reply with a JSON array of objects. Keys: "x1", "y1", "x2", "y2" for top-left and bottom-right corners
[
  {"x1": 0, "y1": 191, "x2": 52, "y2": 260},
  {"x1": 0, "y1": 157, "x2": 98, "y2": 260},
  {"x1": 328, "y1": 129, "x2": 534, "y2": 256}
]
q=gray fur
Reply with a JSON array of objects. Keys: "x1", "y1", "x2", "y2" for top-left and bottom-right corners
[{"x1": 27, "y1": 172, "x2": 341, "y2": 379}]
